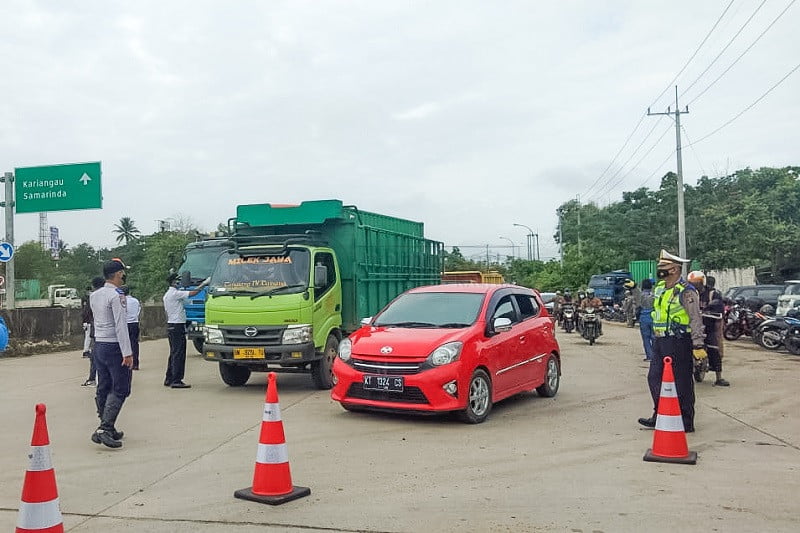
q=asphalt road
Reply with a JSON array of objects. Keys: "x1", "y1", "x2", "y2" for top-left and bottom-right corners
[{"x1": 1, "y1": 322, "x2": 798, "y2": 532}]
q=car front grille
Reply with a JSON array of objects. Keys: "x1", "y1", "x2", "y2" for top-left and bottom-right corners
[
  {"x1": 351, "y1": 358, "x2": 424, "y2": 375},
  {"x1": 346, "y1": 384, "x2": 429, "y2": 404}
]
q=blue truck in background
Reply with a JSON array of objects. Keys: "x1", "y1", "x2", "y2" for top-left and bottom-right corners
[
  {"x1": 177, "y1": 238, "x2": 231, "y2": 352},
  {"x1": 587, "y1": 270, "x2": 632, "y2": 306}
]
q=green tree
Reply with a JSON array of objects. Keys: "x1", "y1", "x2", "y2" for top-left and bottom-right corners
[{"x1": 113, "y1": 217, "x2": 141, "y2": 245}]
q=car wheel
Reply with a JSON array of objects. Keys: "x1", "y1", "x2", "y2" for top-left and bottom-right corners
[
  {"x1": 219, "y1": 363, "x2": 251, "y2": 386},
  {"x1": 536, "y1": 355, "x2": 560, "y2": 397},
  {"x1": 192, "y1": 337, "x2": 204, "y2": 354},
  {"x1": 311, "y1": 334, "x2": 339, "y2": 390},
  {"x1": 459, "y1": 369, "x2": 492, "y2": 424}
]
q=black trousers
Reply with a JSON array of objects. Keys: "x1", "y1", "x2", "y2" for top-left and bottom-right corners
[
  {"x1": 128, "y1": 322, "x2": 140, "y2": 368},
  {"x1": 94, "y1": 342, "x2": 132, "y2": 431},
  {"x1": 647, "y1": 335, "x2": 695, "y2": 429},
  {"x1": 165, "y1": 323, "x2": 187, "y2": 385}
]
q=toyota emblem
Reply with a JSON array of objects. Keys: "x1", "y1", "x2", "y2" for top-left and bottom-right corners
[
  {"x1": 380, "y1": 346, "x2": 393, "y2": 354},
  {"x1": 244, "y1": 326, "x2": 258, "y2": 337}
]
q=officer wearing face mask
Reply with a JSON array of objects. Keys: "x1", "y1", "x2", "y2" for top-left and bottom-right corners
[{"x1": 638, "y1": 250, "x2": 705, "y2": 433}]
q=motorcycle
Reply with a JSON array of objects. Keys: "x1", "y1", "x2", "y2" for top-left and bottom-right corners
[
  {"x1": 753, "y1": 314, "x2": 800, "y2": 351},
  {"x1": 783, "y1": 314, "x2": 800, "y2": 355},
  {"x1": 561, "y1": 303, "x2": 575, "y2": 333},
  {"x1": 723, "y1": 303, "x2": 766, "y2": 340},
  {"x1": 580, "y1": 306, "x2": 601, "y2": 345}
]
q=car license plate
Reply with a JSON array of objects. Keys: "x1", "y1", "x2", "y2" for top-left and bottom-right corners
[
  {"x1": 363, "y1": 374, "x2": 404, "y2": 392},
  {"x1": 233, "y1": 348, "x2": 265, "y2": 359}
]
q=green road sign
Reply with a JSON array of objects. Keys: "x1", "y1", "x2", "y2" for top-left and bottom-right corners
[{"x1": 14, "y1": 161, "x2": 102, "y2": 213}]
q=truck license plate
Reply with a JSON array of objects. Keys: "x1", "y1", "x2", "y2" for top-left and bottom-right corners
[
  {"x1": 363, "y1": 374, "x2": 404, "y2": 392},
  {"x1": 233, "y1": 348, "x2": 265, "y2": 359}
]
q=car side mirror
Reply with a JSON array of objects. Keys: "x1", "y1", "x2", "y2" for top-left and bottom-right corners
[
  {"x1": 493, "y1": 317, "x2": 512, "y2": 333},
  {"x1": 360, "y1": 317, "x2": 372, "y2": 326},
  {"x1": 314, "y1": 265, "x2": 328, "y2": 289}
]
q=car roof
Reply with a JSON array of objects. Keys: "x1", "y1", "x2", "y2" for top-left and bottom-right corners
[{"x1": 407, "y1": 283, "x2": 530, "y2": 295}]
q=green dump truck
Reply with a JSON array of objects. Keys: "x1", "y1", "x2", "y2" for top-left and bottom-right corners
[{"x1": 202, "y1": 199, "x2": 443, "y2": 388}]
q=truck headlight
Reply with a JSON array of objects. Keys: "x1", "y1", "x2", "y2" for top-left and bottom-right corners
[
  {"x1": 426, "y1": 341, "x2": 463, "y2": 366},
  {"x1": 282, "y1": 325, "x2": 312, "y2": 344},
  {"x1": 338, "y1": 338, "x2": 352, "y2": 362},
  {"x1": 204, "y1": 325, "x2": 224, "y2": 344}
]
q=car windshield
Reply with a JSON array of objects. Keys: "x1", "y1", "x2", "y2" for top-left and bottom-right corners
[
  {"x1": 209, "y1": 249, "x2": 309, "y2": 294},
  {"x1": 540, "y1": 292, "x2": 557, "y2": 304},
  {"x1": 785, "y1": 284, "x2": 800, "y2": 296},
  {"x1": 373, "y1": 292, "x2": 485, "y2": 328}
]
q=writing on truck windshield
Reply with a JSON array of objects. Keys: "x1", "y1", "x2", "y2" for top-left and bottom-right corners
[{"x1": 210, "y1": 250, "x2": 310, "y2": 293}]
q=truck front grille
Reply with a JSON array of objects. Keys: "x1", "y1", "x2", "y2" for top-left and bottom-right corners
[{"x1": 222, "y1": 326, "x2": 284, "y2": 346}]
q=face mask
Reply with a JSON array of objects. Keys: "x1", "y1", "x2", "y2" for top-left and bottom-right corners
[
  {"x1": 121, "y1": 273, "x2": 127, "y2": 283},
  {"x1": 656, "y1": 269, "x2": 671, "y2": 279}
]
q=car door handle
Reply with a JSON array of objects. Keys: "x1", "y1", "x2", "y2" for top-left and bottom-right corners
[{"x1": 518, "y1": 335, "x2": 526, "y2": 342}]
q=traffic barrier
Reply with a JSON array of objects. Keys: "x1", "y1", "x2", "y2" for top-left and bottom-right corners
[
  {"x1": 234, "y1": 372, "x2": 310, "y2": 505},
  {"x1": 643, "y1": 356, "x2": 697, "y2": 465},
  {"x1": 16, "y1": 404, "x2": 64, "y2": 533}
]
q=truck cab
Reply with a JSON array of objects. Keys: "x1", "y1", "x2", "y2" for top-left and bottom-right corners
[{"x1": 588, "y1": 270, "x2": 632, "y2": 306}]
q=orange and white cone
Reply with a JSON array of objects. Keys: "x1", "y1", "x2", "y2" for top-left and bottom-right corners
[
  {"x1": 643, "y1": 356, "x2": 697, "y2": 465},
  {"x1": 16, "y1": 404, "x2": 64, "y2": 533},
  {"x1": 234, "y1": 372, "x2": 310, "y2": 505}
]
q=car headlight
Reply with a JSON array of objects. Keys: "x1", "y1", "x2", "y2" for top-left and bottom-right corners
[
  {"x1": 282, "y1": 325, "x2": 312, "y2": 344},
  {"x1": 338, "y1": 338, "x2": 352, "y2": 362},
  {"x1": 426, "y1": 341, "x2": 463, "y2": 366},
  {"x1": 204, "y1": 325, "x2": 224, "y2": 344}
]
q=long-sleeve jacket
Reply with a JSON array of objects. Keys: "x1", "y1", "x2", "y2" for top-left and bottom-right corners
[{"x1": 90, "y1": 282, "x2": 132, "y2": 356}]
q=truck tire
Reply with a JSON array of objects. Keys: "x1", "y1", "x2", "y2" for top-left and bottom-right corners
[
  {"x1": 219, "y1": 363, "x2": 251, "y2": 387},
  {"x1": 192, "y1": 338, "x2": 204, "y2": 354},
  {"x1": 311, "y1": 334, "x2": 339, "y2": 390}
]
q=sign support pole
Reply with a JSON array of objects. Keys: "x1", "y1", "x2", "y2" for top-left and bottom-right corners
[{"x1": 2, "y1": 171, "x2": 14, "y2": 309}]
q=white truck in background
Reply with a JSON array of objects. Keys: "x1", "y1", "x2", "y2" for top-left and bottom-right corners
[{"x1": 16, "y1": 284, "x2": 83, "y2": 309}]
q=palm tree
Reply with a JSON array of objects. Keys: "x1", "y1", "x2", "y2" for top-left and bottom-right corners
[{"x1": 113, "y1": 217, "x2": 141, "y2": 245}]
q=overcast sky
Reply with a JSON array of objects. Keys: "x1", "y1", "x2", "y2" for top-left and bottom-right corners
[{"x1": 1, "y1": 1, "x2": 797, "y2": 263}]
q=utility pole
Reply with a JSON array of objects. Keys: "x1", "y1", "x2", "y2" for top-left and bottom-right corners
[
  {"x1": 557, "y1": 208, "x2": 564, "y2": 268},
  {"x1": 576, "y1": 195, "x2": 581, "y2": 258},
  {"x1": 1, "y1": 172, "x2": 15, "y2": 309},
  {"x1": 648, "y1": 86, "x2": 688, "y2": 273}
]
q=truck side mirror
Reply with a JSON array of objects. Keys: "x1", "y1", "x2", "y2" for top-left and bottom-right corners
[
  {"x1": 314, "y1": 265, "x2": 328, "y2": 289},
  {"x1": 180, "y1": 270, "x2": 192, "y2": 287}
]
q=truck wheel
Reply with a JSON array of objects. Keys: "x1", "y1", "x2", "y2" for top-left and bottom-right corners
[
  {"x1": 312, "y1": 334, "x2": 339, "y2": 390},
  {"x1": 192, "y1": 338, "x2": 204, "y2": 354},
  {"x1": 219, "y1": 363, "x2": 251, "y2": 387}
]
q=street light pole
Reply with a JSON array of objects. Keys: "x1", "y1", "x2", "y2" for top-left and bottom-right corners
[
  {"x1": 513, "y1": 223, "x2": 535, "y2": 261},
  {"x1": 499, "y1": 236, "x2": 516, "y2": 260}
]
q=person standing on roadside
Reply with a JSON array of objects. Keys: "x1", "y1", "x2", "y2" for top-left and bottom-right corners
[
  {"x1": 688, "y1": 272, "x2": 730, "y2": 387},
  {"x1": 638, "y1": 250, "x2": 705, "y2": 433},
  {"x1": 163, "y1": 273, "x2": 210, "y2": 389},
  {"x1": 81, "y1": 276, "x2": 106, "y2": 387},
  {"x1": 121, "y1": 286, "x2": 141, "y2": 370},
  {"x1": 89, "y1": 260, "x2": 133, "y2": 448},
  {"x1": 638, "y1": 279, "x2": 655, "y2": 362}
]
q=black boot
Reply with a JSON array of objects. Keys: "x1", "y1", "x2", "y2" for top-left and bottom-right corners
[
  {"x1": 638, "y1": 416, "x2": 656, "y2": 428},
  {"x1": 91, "y1": 429, "x2": 122, "y2": 448}
]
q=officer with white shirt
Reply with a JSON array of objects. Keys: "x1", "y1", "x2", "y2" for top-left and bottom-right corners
[
  {"x1": 89, "y1": 260, "x2": 133, "y2": 448},
  {"x1": 121, "y1": 285, "x2": 142, "y2": 370},
  {"x1": 163, "y1": 273, "x2": 209, "y2": 388}
]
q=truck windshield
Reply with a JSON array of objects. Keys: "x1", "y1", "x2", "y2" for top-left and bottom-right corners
[
  {"x1": 589, "y1": 275, "x2": 610, "y2": 287},
  {"x1": 210, "y1": 249, "x2": 310, "y2": 294},
  {"x1": 179, "y1": 244, "x2": 228, "y2": 281}
]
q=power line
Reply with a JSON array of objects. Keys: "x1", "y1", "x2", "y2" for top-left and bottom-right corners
[
  {"x1": 602, "y1": 123, "x2": 674, "y2": 196},
  {"x1": 637, "y1": 149, "x2": 677, "y2": 189},
  {"x1": 688, "y1": 60, "x2": 800, "y2": 146},
  {"x1": 680, "y1": 124, "x2": 707, "y2": 177},
  {"x1": 582, "y1": 113, "x2": 646, "y2": 200},
  {"x1": 679, "y1": 0, "x2": 767, "y2": 100},
  {"x1": 651, "y1": 0, "x2": 737, "y2": 109},
  {"x1": 686, "y1": 0, "x2": 797, "y2": 106}
]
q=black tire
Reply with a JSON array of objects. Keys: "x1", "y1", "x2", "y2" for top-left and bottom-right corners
[
  {"x1": 311, "y1": 334, "x2": 339, "y2": 390},
  {"x1": 192, "y1": 337, "x2": 204, "y2": 354},
  {"x1": 723, "y1": 323, "x2": 742, "y2": 341},
  {"x1": 564, "y1": 320, "x2": 573, "y2": 333},
  {"x1": 459, "y1": 369, "x2": 492, "y2": 424},
  {"x1": 785, "y1": 336, "x2": 800, "y2": 355},
  {"x1": 589, "y1": 336, "x2": 595, "y2": 346},
  {"x1": 693, "y1": 368, "x2": 706, "y2": 382},
  {"x1": 756, "y1": 328, "x2": 783, "y2": 350},
  {"x1": 536, "y1": 355, "x2": 560, "y2": 397},
  {"x1": 219, "y1": 363, "x2": 251, "y2": 386}
]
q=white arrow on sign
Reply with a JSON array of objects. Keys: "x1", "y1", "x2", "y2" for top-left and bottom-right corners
[
  {"x1": 0, "y1": 243, "x2": 12, "y2": 262},
  {"x1": 79, "y1": 173, "x2": 91, "y2": 185}
]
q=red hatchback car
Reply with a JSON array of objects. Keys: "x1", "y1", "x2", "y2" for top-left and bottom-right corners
[{"x1": 331, "y1": 284, "x2": 561, "y2": 423}]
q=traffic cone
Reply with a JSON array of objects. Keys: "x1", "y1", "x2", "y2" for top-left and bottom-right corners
[
  {"x1": 234, "y1": 372, "x2": 310, "y2": 505},
  {"x1": 16, "y1": 404, "x2": 64, "y2": 533},
  {"x1": 643, "y1": 356, "x2": 697, "y2": 465}
]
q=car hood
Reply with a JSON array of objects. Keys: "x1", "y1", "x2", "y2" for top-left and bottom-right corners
[{"x1": 350, "y1": 326, "x2": 469, "y2": 358}]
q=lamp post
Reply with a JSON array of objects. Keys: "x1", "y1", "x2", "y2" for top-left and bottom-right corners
[
  {"x1": 513, "y1": 223, "x2": 538, "y2": 261},
  {"x1": 499, "y1": 236, "x2": 516, "y2": 260}
]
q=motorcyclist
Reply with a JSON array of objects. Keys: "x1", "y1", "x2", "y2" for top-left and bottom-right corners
[
  {"x1": 687, "y1": 271, "x2": 729, "y2": 387},
  {"x1": 553, "y1": 290, "x2": 565, "y2": 325},
  {"x1": 580, "y1": 288, "x2": 604, "y2": 336}
]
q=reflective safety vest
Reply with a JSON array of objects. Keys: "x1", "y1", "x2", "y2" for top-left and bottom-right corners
[{"x1": 651, "y1": 280, "x2": 693, "y2": 335}]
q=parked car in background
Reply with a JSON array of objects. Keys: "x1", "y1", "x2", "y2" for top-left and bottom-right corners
[
  {"x1": 723, "y1": 284, "x2": 786, "y2": 311},
  {"x1": 775, "y1": 281, "x2": 800, "y2": 316},
  {"x1": 331, "y1": 283, "x2": 561, "y2": 424}
]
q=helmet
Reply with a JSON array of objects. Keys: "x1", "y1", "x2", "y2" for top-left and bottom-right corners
[
  {"x1": 556, "y1": 290, "x2": 562, "y2": 295},
  {"x1": 586, "y1": 288, "x2": 595, "y2": 297},
  {"x1": 687, "y1": 270, "x2": 705, "y2": 285},
  {"x1": 623, "y1": 279, "x2": 635, "y2": 289},
  {"x1": 759, "y1": 304, "x2": 775, "y2": 316},
  {"x1": 787, "y1": 308, "x2": 799, "y2": 319},
  {"x1": 564, "y1": 289, "x2": 571, "y2": 296}
]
